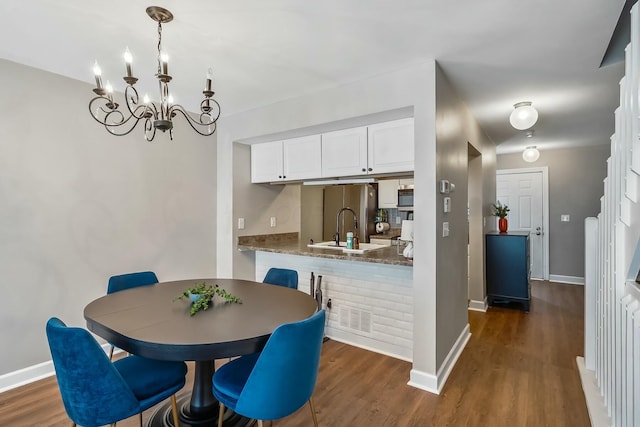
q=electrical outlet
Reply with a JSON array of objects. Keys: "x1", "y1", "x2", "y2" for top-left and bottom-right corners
[
  {"x1": 561, "y1": 214, "x2": 570, "y2": 222},
  {"x1": 270, "y1": 217, "x2": 277, "y2": 227},
  {"x1": 442, "y1": 222, "x2": 450, "y2": 237},
  {"x1": 238, "y1": 218, "x2": 245, "y2": 229},
  {"x1": 395, "y1": 216, "x2": 401, "y2": 225}
]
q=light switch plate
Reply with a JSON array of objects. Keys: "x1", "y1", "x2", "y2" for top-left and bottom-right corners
[
  {"x1": 396, "y1": 216, "x2": 401, "y2": 225},
  {"x1": 561, "y1": 214, "x2": 570, "y2": 222},
  {"x1": 270, "y1": 217, "x2": 277, "y2": 227},
  {"x1": 444, "y1": 197, "x2": 451, "y2": 213},
  {"x1": 442, "y1": 222, "x2": 449, "y2": 237},
  {"x1": 238, "y1": 218, "x2": 245, "y2": 229}
]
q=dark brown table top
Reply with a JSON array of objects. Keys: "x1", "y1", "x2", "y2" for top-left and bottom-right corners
[{"x1": 84, "y1": 278, "x2": 318, "y2": 361}]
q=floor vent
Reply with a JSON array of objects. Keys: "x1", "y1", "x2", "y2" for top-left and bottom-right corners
[{"x1": 339, "y1": 306, "x2": 372, "y2": 335}]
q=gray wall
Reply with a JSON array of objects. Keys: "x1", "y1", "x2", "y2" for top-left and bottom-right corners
[
  {"x1": 434, "y1": 64, "x2": 496, "y2": 365},
  {"x1": 497, "y1": 145, "x2": 609, "y2": 278},
  {"x1": 0, "y1": 60, "x2": 218, "y2": 376},
  {"x1": 232, "y1": 143, "x2": 301, "y2": 279}
]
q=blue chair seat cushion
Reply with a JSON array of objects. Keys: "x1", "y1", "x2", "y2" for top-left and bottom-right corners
[
  {"x1": 114, "y1": 356, "x2": 187, "y2": 408},
  {"x1": 212, "y1": 352, "x2": 260, "y2": 408}
]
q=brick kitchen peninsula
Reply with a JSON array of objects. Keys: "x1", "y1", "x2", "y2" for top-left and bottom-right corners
[{"x1": 238, "y1": 233, "x2": 413, "y2": 361}]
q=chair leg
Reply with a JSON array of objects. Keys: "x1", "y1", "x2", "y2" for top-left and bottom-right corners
[
  {"x1": 257, "y1": 420, "x2": 263, "y2": 427},
  {"x1": 109, "y1": 345, "x2": 115, "y2": 360},
  {"x1": 170, "y1": 394, "x2": 180, "y2": 427},
  {"x1": 138, "y1": 411, "x2": 143, "y2": 426},
  {"x1": 308, "y1": 398, "x2": 318, "y2": 427},
  {"x1": 218, "y1": 403, "x2": 225, "y2": 427}
]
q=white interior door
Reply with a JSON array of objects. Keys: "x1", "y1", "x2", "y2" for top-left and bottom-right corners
[{"x1": 496, "y1": 169, "x2": 549, "y2": 280}]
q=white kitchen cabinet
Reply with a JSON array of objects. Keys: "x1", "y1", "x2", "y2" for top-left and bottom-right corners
[
  {"x1": 321, "y1": 127, "x2": 368, "y2": 177},
  {"x1": 367, "y1": 118, "x2": 414, "y2": 175},
  {"x1": 251, "y1": 141, "x2": 284, "y2": 183},
  {"x1": 283, "y1": 135, "x2": 322, "y2": 181},
  {"x1": 378, "y1": 179, "x2": 399, "y2": 209},
  {"x1": 251, "y1": 135, "x2": 322, "y2": 183}
]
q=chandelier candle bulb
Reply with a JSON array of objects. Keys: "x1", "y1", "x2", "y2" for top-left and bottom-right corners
[
  {"x1": 92, "y1": 61, "x2": 103, "y2": 89},
  {"x1": 160, "y1": 51, "x2": 169, "y2": 75},
  {"x1": 123, "y1": 47, "x2": 133, "y2": 77},
  {"x1": 206, "y1": 68, "x2": 213, "y2": 92}
]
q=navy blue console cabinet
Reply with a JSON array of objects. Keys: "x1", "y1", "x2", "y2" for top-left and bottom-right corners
[{"x1": 485, "y1": 231, "x2": 530, "y2": 311}]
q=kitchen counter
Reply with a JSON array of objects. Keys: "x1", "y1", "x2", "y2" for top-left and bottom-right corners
[{"x1": 238, "y1": 233, "x2": 413, "y2": 267}]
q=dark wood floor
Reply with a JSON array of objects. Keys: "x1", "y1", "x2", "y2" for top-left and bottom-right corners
[{"x1": 0, "y1": 281, "x2": 589, "y2": 426}]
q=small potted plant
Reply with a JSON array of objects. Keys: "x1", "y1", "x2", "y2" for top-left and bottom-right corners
[
  {"x1": 492, "y1": 201, "x2": 510, "y2": 233},
  {"x1": 175, "y1": 282, "x2": 242, "y2": 316}
]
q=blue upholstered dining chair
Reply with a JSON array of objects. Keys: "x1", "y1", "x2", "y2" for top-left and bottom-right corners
[
  {"x1": 213, "y1": 310, "x2": 326, "y2": 427},
  {"x1": 46, "y1": 317, "x2": 186, "y2": 427},
  {"x1": 107, "y1": 271, "x2": 159, "y2": 359},
  {"x1": 262, "y1": 267, "x2": 298, "y2": 289},
  {"x1": 107, "y1": 271, "x2": 159, "y2": 294}
]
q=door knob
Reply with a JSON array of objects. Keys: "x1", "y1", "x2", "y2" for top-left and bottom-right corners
[{"x1": 535, "y1": 226, "x2": 542, "y2": 236}]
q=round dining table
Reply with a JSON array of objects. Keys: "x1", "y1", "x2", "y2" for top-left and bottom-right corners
[{"x1": 84, "y1": 278, "x2": 318, "y2": 427}]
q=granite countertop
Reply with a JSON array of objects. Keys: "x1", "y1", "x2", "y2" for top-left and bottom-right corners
[{"x1": 237, "y1": 233, "x2": 413, "y2": 267}]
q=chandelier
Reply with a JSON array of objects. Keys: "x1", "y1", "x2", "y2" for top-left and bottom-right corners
[{"x1": 89, "y1": 6, "x2": 220, "y2": 141}]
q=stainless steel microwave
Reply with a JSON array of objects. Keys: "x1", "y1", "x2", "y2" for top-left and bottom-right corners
[{"x1": 397, "y1": 188, "x2": 414, "y2": 211}]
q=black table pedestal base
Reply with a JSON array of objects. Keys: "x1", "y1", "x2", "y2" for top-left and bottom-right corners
[{"x1": 147, "y1": 394, "x2": 255, "y2": 427}]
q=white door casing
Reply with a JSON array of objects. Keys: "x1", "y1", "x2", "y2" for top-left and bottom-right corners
[{"x1": 496, "y1": 168, "x2": 549, "y2": 280}]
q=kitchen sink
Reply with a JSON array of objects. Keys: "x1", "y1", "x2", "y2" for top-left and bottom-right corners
[{"x1": 307, "y1": 241, "x2": 387, "y2": 254}]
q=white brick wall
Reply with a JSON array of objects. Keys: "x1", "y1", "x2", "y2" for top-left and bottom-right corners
[{"x1": 255, "y1": 251, "x2": 414, "y2": 361}]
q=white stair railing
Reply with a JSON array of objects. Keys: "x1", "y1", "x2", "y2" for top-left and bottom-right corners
[{"x1": 582, "y1": 3, "x2": 640, "y2": 427}]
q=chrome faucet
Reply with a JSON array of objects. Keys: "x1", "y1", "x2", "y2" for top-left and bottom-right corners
[{"x1": 335, "y1": 207, "x2": 358, "y2": 246}]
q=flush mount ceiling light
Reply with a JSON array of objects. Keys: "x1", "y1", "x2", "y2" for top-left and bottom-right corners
[
  {"x1": 509, "y1": 102, "x2": 538, "y2": 130},
  {"x1": 522, "y1": 146, "x2": 540, "y2": 163},
  {"x1": 89, "y1": 6, "x2": 221, "y2": 141}
]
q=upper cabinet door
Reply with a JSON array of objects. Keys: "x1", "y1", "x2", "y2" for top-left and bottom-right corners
[
  {"x1": 283, "y1": 135, "x2": 322, "y2": 181},
  {"x1": 367, "y1": 118, "x2": 414, "y2": 175},
  {"x1": 251, "y1": 141, "x2": 284, "y2": 183},
  {"x1": 321, "y1": 127, "x2": 368, "y2": 177}
]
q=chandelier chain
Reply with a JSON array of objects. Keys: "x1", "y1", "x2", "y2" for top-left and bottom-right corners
[{"x1": 156, "y1": 20, "x2": 162, "y2": 76}]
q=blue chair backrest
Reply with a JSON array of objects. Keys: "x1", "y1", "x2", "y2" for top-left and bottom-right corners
[
  {"x1": 45, "y1": 318, "x2": 139, "y2": 427},
  {"x1": 262, "y1": 268, "x2": 298, "y2": 289},
  {"x1": 235, "y1": 310, "x2": 325, "y2": 420},
  {"x1": 107, "y1": 271, "x2": 158, "y2": 294}
]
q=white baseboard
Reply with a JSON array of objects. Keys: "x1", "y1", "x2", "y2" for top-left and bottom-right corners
[
  {"x1": 576, "y1": 356, "x2": 611, "y2": 427},
  {"x1": 468, "y1": 298, "x2": 488, "y2": 312},
  {"x1": 549, "y1": 274, "x2": 584, "y2": 285},
  {"x1": 0, "y1": 360, "x2": 55, "y2": 394},
  {"x1": 0, "y1": 344, "x2": 120, "y2": 394},
  {"x1": 408, "y1": 323, "x2": 471, "y2": 395},
  {"x1": 325, "y1": 334, "x2": 412, "y2": 362}
]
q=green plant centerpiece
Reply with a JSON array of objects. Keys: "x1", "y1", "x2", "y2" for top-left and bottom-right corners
[
  {"x1": 175, "y1": 282, "x2": 242, "y2": 316},
  {"x1": 491, "y1": 201, "x2": 510, "y2": 218}
]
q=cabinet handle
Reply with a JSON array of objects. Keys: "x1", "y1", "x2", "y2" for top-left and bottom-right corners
[
  {"x1": 362, "y1": 168, "x2": 366, "y2": 172},
  {"x1": 283, "y1": 176, "x2": 286, "y2": 179},
  {"x1": 278, "y1": 175, "x2": 282, "y2": 179},
  {"x1": 368, "y1": 167, "x2": 373, "y2": 172}
]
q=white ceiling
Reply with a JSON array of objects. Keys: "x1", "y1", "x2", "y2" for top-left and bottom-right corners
[{"x1": 0, "y1": 0, "x2": 626, "y2": 154}]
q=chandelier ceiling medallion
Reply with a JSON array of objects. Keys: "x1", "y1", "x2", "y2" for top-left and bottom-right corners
[{"x1": 89, "y1": 6, "x2": 220, "y2": 141}]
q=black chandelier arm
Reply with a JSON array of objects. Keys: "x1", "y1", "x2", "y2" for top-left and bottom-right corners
[
  {"x1": 89, "y1": 95, "x2": 147, "y2": 137},
  {"x1": 168, "y1": 104, "x2": 218, "y2": 136},
  {"x1": 144, "y1": 117, "x2": 158, "y2": 141},
  {"x1": 200, "y1": 98, "x2": 221, "y2": 123},
  {"x1": 123, "y1": 85, "x2": 148, "y2": 120}
]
